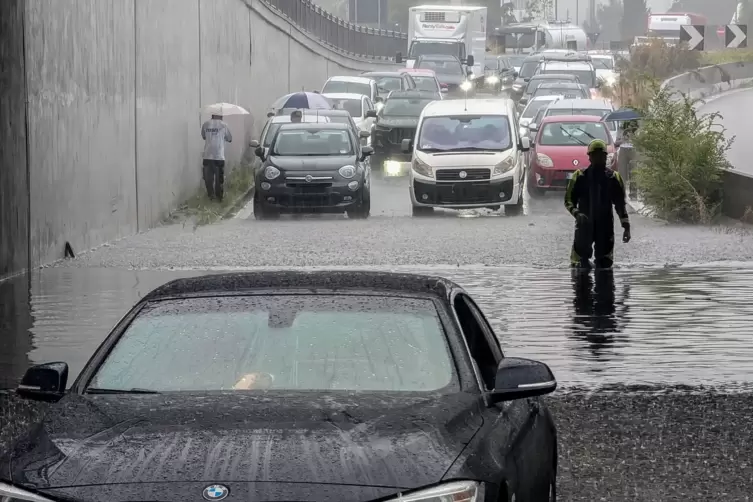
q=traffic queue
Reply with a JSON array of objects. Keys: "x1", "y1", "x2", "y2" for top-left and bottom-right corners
[{"x1": 249, "y1": 48, "x2": 629, "y2": 220}]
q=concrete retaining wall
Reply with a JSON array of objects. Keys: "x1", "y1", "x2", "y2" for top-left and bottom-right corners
[
  {"x1": 0, "y1": 0, "x2": 397, "y2": 279},
  {"x1": 661, "y1": 61, "x2": 753, "y2": 220}
]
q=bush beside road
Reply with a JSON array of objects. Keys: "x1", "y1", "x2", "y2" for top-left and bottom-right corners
[{"x1": 3, "y1": 389, "x2": 750, "y2": 501}]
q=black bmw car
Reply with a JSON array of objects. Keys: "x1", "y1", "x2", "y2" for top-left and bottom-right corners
[
  {"x1": 252, "y1": 122, "x2": 372, "y2": 219},
  {"x1": 1, "y1": 271, "x2": 558, "y2": 502},
  {"x1": 367, "y1": 90, "x2": 438, "y2": 175}
]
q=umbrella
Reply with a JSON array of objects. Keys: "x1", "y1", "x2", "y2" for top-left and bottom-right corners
[
  {"x1": 603, "y1": 108, "x2": 641, "y2": 122},
  {"x1": 272, "y1": 92, "x2": 332, "y2": 111},
  {"x1": 205, "y1": 103, "x2": 249, "y2": 116}
]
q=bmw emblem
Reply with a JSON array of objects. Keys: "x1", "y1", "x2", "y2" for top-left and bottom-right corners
[
  {"x1": 305, "y1": 175, "x2": 313, "y2": 183},
  {"x1": 572, "y1": 159, "x2": 579, "y2": 166},
  {"x1": 459, "y1": 170, "x2": 468, "y2": 179},
  {"x1": 203, "y1": 484, "x2": 229, "y2": 501}
]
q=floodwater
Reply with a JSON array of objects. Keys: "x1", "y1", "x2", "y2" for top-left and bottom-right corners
[{"x1": 1, "y1": 265, "x2": 753, "y2": 390}]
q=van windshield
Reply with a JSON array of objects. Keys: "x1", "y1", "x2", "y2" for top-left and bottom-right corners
[{"x1": 417, "y1": 115, "x2": 512, "y2": 152}]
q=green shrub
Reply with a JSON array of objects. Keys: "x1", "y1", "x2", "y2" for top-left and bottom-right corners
[
  {"x1": 701, "y1": 49, "x2": 753, "y2": 65},
  {"x1": 631, "y1": 83, "x2": 734, "y2": 223}
]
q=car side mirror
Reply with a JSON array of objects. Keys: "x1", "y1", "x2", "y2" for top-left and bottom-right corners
[
  {"x1": 17, "y1": 362, "x2": 68, "y2": 402},
  {"x1": 255, "y1": 146, "x2": 266, "y2": 160},
  {"x1": 359, "y1": 130, "x2": 371, "y2": 138},
  {"x1": 249, "y1": 140, "x2": 260, "y2": 148},
  {"x1": 520, "y1": 137, "x2": 530, "y2": 152},
  {"x1": 360, "y1": 145, "x2": 374, "y2": 161},
  {"x1": 396, "y1": 52, "x2": 403, "y2": 64},
  {"x1": 488, "y1": 357, "x2": 556, "y2": 404},
  {"x1": 365, "y1": 110, "x2": 377, "y2": 118},
  {"x1": 401, "y1": 138, "x2": 413, "y2": 153},
  {"x1": 465, "y1": 55, "x2": 475, "y2": 67},
  {"x1": 528, "y1": 123, "x2": 538, "y2": 132}
]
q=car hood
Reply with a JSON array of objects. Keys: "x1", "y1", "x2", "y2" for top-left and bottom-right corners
[
  {"x1": 436, "y1": 74, "x2": 465, "y2": 85},
  {"x1": 416, "y1": 149, "x2": 512, "y2": 168},
  {"x1": 268, "y1": 155, "x2": 355, "y2": 171},
  {"x1": 4, "y1": 392, "x2": 483, "y2": 491},
  {"x1": 535, "y1": 143, "x2": 614, "y2": 169},
  {"x1": 375, "y1": 117, "x2": 419, "y2": 128}
]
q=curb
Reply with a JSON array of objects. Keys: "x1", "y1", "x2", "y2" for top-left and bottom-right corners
[{"x1": 221, "y1": 181, "x2": 256, "y2": 220}]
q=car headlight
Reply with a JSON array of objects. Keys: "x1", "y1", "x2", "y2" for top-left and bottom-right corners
[
  {"x1": 412, "y1": 157, "x2": 434, "y2": 178},
  {"x1": 264, "y1": 166, "x2": 280, "y2": 180},
  {"x1": 339, "y1": 165, "x2": 356, "y2": 178},
  {"x1": 460, "y1": 81, "x2": 473, "y2": 91},
  {"x1": 493, "y1": 156, "x2": 515, "y2": 176},
  {"x1": 486, "y1": 75, "x2": 499, "y2": 84},
  {"x1": 536, "y1": 153, "x2": 554, "y2": 168},
  {"x1": 386, "y1": 480, "x2": 479, "y2": 501},
  {"x1": 0, "y1": 482, "x2": 55, "y2": 501}
]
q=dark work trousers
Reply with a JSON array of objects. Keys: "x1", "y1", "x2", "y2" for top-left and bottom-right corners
[
  {"x1": 571, "y1": 175, "x2": 615, "y2": 268},
  {"x1": 202, "y1": 159, "x2": 225, "y2": 200}
]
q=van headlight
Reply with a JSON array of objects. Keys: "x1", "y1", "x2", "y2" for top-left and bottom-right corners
[
  {"x1": 486, "y1": 75, "x2": 499, "y2": 84},
  {"x1": 412, "y1": 157, "x2": 434, "y2": 178},
  {"x1": 339, "y1": 165, "x2": 356, "y2": 178},
  {"x1": 385, "y1": 480, "x2": 479, "y2": 501},
  {"x1": 264, "y1": 166, "x2": 281, "y2": 180},
  {"x1": 493, "y1": 156, "x2": 515, "y2": 177},
  {"x1": 0, "y1": 482, "x2": 56, "y2": 501}
]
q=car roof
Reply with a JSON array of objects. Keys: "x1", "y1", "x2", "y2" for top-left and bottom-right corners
[
  {"x1": 270, "y1": 115, "x2": 326, "y2": 123},
  {"x1": 531, "y1": 73, "x2": 577, "y2": 80},
  {"x1": 277, "y1": 122, "x2": 351, "y2": 131},
  {"x1": 523, "y1": 53, "x2": 544, "y2": 61},
  {"x1": 536, "y1": 82, "x2": 583, "y2": 88},
  {"x1": 321, "y1": 92, "x2": 366, "y2": 100},
  {"x1": 400, "y1": 68, "x2": 436, "y2": 76},
  {"x1": 327, "y1": 76, "x2": 374, "y2": 84},
  {"x1": 387, "y1": 90, "x2": 439, "y2": 99},
  {"x1": 422, "y1": 98, "x2": 515, "y2": 117},
  {"x1": 540, "y1": 114, "x2": 603, "y2": 124},
  {"x1": 542, "y1": 61, "x2": 593, "y2": 69},
  {"x1": 362, "y1": 71, "x2": 403, "y2": 77},
  {"x1": 303, "y1": 109, "x2": 350, "y2": 117},
  {"x1": 418, "y1": 54, "x2": 461, "y2": 61},
  {"x1": 140, "y1": 271, "x2": 462, "y2": 302},
  {"x1": 530, "y1": 94, "x2": 564, "y2": 102},
  {"x1": 547, "y1": 98, "x2": 612, "y2": 109}
]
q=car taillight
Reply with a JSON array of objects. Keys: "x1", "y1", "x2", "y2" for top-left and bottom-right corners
[{"x1": 440, "y1": 83, "x2": 448, "y2": 88}]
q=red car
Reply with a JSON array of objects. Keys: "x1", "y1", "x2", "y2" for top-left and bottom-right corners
[
  {"x1": 527, "y1": 115, "x2": 617, "y2": 195},
  {"x1": 399, "y1": 68, "x2": 444, "y2": 97}
]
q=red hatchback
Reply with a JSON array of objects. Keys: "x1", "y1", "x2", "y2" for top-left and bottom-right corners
[{"x1": 527, "y1": 115, "x2": 617, "y2": 194}]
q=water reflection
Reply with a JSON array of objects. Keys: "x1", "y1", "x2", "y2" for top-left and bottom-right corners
[
  {"x1": 2, "y1": 265, "x2": 753, "y2": 390},
  {"x1": 569, "y1": 269, "x2": 629, "y2": 367}
]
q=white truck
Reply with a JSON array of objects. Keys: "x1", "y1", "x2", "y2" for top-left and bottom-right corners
[{"x1": 396, "y1": 5, "x2": 487, "y2": 79}]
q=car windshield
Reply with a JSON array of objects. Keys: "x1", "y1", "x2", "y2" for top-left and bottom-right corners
[
  {"x1": 322, "y1": 81, "x2": 371, "y2": 97},
  {"x1": 591, "y1": 57, "x2": 614, "y2": 69},
  {"x1": 543, "y1": 69, "x2": 595, "y2": 87},
  {"x1": 526, "y1": 78, "x2": 574, "y2": 93},
  {"x1": 381, "y1": 98, "x2": 434, "y2": 117},
  {"x1": 519, "y1": 60, "x2": 541, "y2": 78},
  {"x1": 484, "y1": 58, "x2": 499, "y2": 70},
  {"x1": 87, "y1": 295, "x2": 454, "y2": 392},
  {"x1": 522, "y1": 99, "x2": 556, "y2": 119},
  {"x1": 547, "y1": 108, "x2": 610, "y2": 119},
  {"x1": 539, "y1": 121, "x2": 610, "y2": 146},
  {"x1": 271, "y1": 129, "x2": 353, "y2": 156},
  {"x1": 409, "y1": 41, "x2": 463, "y2": 59},
  {"x1": 533, "y1": 87, "x2": 587, "y2": 99},
  {"x1": 330, "y1": 98, "x2": 362, "y2": 117},
  {"x1": 417, "y1": 59, "x2": 463, "y2": 76},
  {"x1": 417, "y1": 115, "x2": 512, "y2": 152},
  {"x1": 505, "y1": 55, "x2": 527, "y2": 67},
  {"x1": 373, "y1": 76, "x2": 402, "y2": 93},
  {"x1": 412, "y1": 76, "x2": 440, "y2": 92}
]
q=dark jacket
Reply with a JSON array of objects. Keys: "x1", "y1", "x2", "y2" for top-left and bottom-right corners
[{"x1": 565, "y1": 166, "x2": 630, "y2": 227}]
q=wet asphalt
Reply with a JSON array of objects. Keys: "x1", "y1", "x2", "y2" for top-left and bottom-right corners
[{"x1": 3, "y1": 173, "x2": 753, "y2": 500}]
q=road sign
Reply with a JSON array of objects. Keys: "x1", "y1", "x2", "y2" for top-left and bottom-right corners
[
  {"x1": 680, "y1": 25, "x2": 705, "y2": 50},
  {"x1": 725, "y1": 24, "x2": 747, "y2": 49}
]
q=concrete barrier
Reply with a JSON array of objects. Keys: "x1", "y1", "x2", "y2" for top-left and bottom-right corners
[
  {"x1": 659, "y1": 61, "x2": 753, "y2": 220},
  {"x1": 0, "y1": 0, "x2": 396, "y2": 279}
]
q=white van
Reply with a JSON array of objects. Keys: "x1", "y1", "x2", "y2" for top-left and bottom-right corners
[{"x1": 401, "y1": 98, "x2": 529, "y2": 216}]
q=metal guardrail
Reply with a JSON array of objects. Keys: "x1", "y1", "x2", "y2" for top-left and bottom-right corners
[{"x1": 262, "y1": 0, "x2": 408, "y2": 60}]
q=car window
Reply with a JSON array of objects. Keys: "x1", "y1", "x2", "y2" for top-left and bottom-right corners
[
  {"x1": 381, "y1": 98, "x2": 434, "y2": 117},
  {"x1": 533, "y1": 88, "x2": 585, "y2": 99},
  {"x1": 322, "y1": 81, "x2": 371, "y2": 96},
  {"x1": 413, "y1": 76, "x2": 441, "y2": 92},
  {"x1": 522, "y1": 99, "x2": 556, "y2": 119},
  {"x1": 417, "y1": 115, "x2": 512, "y2": 153},
  {"x1": 542, "y1": 69, "x2": 595, "y2": 87},
  {"x1": 418, "y1": 59, "x2": 464, "y2": 76},
  {"x1": 374, "y1": 76, "x2": 402, "y2": 93},
  {"x1": 330, "y1": 98, "x2": 362, "y2": 118},
  {"x1": 271, "y1": 129, "x2": 354, "y2": 156},
  {"x1": 519, "y1": 60, "x2": 541, "y2": 78},
  {"x1": 88, "y1": 295, "x2": 456, "y2": 393},
  {"x1": 539, "y1": 121, "x2": 610, "y2": 146},
  {"x1": 526, "y1": 78, "x2": 573, "y2": 94},
  {"x1": 453, "y1": 294, "x2": 498, "y2": 390}
]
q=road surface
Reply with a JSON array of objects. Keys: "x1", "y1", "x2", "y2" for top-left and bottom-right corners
[{"x1": 700, "y1": 87, "x2": 753, "y2": 174}]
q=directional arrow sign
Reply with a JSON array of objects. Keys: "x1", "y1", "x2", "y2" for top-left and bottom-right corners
[
  {"x1": 726, "y1": 24, "x2": 747, "y2": 48},
  {"x1": 680, "y1": 25, "x2": 705, "y2": 50}
]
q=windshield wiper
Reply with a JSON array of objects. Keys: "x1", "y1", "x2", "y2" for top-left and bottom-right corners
[
  {"x1": 439, "y1": 146, "x2": 506, "y2": 152},
  {"x1": 559, "y1": 126, "x2": 588, "y2": 146},
  {"x1": 86, "y1": 388, "x2": 160, "y2": 394},
  {"x1": 417, "y1": 147, "x2": 450, "y2": 153}
]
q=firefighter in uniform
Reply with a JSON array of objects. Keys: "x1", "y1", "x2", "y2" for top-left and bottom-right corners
[{"x1": 565, "y1": 139, "x2": 631, "y2": 268}]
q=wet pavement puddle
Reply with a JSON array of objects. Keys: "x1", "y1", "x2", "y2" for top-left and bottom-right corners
[{"x1": 2, "y1": 265, "x2": 753, "y2": 390}]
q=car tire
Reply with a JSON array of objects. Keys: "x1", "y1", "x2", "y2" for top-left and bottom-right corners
[
  {"x1": 411, "y1": 204, "x2": 433, "y2": 217},
  {"x1": 347, "y1": 190, "x2": 371, "y2": 219},
  {"x1": 253, "y1": 193, "x2": 279, "y2": 220},
  {"x1": 506, "y1": 195, "x2": 523, "y2": 216}
]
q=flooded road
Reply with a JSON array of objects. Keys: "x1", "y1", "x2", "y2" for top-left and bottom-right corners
[{"x1": 2, "y1": 265, "x2": 753, "y2": 390}]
